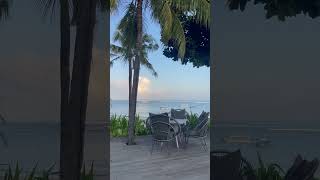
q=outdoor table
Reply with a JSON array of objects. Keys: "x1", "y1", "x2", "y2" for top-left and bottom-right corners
[{"x1": 169, "y1": 118, "x2": 188, "y2": 149}]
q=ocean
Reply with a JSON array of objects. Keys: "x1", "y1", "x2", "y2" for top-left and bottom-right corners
[{"x1": 110, "y1": 100, "x2": 210, "y2": 118}]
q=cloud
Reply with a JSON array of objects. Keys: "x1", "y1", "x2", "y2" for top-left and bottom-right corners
[{"x1": 138, "y1": 77, "x2": 151, "y2": 95}]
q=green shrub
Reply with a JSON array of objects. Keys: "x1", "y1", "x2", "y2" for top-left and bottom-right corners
[
  {"x1": 187, "y1": 112, "x2": 199, "y2": 129},
  {"x1": 1, "y1": 163, "x2": 54, "y2": 180},
  {"x1": 135, "y1": 115, "x2": 149, "y2": 136},
  {"x1": 110, "y1": 114, "x2": 149, "y2": 137},
  {"x1": 1, "y1": 162, "x2": 95, "y2": 180},
  {"x1": 241, "y1": 152, "x2": 284, "y2": 180},
  {"x1": 80, "y1": 162, "x2": 94, "y2": 180}
]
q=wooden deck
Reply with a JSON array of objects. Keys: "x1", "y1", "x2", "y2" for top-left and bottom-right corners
[{"x1": 111, "y1": 136, "x2": 210, "y2": 180}]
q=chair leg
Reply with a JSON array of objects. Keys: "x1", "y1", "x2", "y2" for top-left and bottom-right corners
[
  {"x1": 186, "y1": 135, "x2": 189, "y2": 144},
  {"x1": 175, "y1": 136, "x2": 180, "y2": 149},
  {"x1": 151, "y1": 141, "x2": 155, "y2": 154},
  {"x1": 201, "y1": 138, "x2": 207, "y2": 151},
  {"x1": 160, "y1": 142, "x2": 163, "y2": 152},
  {"x1": 166, "y1": 142, "x2": 170, "y2": 155}
]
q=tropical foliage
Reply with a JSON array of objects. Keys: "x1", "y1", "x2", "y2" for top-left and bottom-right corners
[
  {"x1": 111, "y1": 0, "x2": 210, "y2": 145},
  {"x1": 186, "y1": 112, "x2": 211, "y2": 129},
  {"x1": 240, "y1": 152, "x2": 284, "y2": 180},
  {"x1": 227, "y1": 0, "x2": 320, "y2": 21},
  {"x1": 110, "y1": 114, "x2": 149, "y2": 137},
  {"x1": 186, "y1": 112, "x2": 199, "y2": 129},
  {"x1": 0, "y1": 162, "x2": 95, "y2": 180},
  {"x1": 1, "y1": 163, "x2": 55, "y2": 180},
  {"x1": 163, "y1": 8, "x2": 210, "y2": 67}
]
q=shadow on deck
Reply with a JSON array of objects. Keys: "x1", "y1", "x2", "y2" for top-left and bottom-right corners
[{"x1": 111, "y1": 135, "x2": 210, "y2": 180}]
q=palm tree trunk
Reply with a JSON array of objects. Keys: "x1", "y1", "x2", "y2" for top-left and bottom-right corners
[
  {"x1": 63, "y1": 0, "x2": 97, "y2": 179},
  {"x1": 128, "y1": 0, "x2": 143, "y2": 145},
  {"x1": 59, "y1": 0, "x2": 71, "y2": 179},
  {"x1": 128, "y1": 57, "x2": 132, "y2": 120}
]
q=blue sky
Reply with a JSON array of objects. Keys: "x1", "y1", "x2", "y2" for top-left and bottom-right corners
[{"x1": 110, "y1": 4, "x2": 210, "y2": 101}]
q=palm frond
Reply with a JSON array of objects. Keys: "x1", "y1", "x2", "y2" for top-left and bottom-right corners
[
  {"x1": 110, "y1": 0, "x2": 121, "y2": 13},
  {"x1": 170, "y1": 0, "x2": 210, "y2": 27},
  {"x1": 141, "y1": 57, "x2": 158, "y2": 77},
  {"x1": 170, "y1": 11, "x2": 186, "y2": 57}
]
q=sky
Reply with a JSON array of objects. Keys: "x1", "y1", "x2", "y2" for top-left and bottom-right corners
[
  {"x1": 0, "y1": 1, "x2": 107, "y2": 122},
  {"x1": 110, "y1": 4, "x2": 210, "y2": 101},
  {"x1": 213, "y1": 1, "x2": 320, "y2": 122}
]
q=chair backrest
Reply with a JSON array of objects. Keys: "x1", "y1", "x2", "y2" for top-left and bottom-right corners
[
  {"x1": 148, "y1": 113, "x2": 174, "y2": 141},
  {"x1": 211, "y1": 150, "x2": 243, "y2": 180},
  {"x1": 146, "y1": 113, "x2": 169, "y2": 130},
  {"x1": 171, "y1": 109, "x2": 187, "y2": 119},
  {"x1": 194, "y1": 112, "x2": 209, "y2": 133},
  {"x1": 284, "y1": 155, "x2": 319, "y2": 180}
]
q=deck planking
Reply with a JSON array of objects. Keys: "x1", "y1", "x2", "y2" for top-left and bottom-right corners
[{"x1": 111, "y1": 135, "x2": 210, "y2": 180}]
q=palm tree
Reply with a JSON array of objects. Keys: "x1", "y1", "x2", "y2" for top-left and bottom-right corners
[
  {"x1": 38, "y1": 0, "x2": 108, "y2": 179},
  {"x1": 111, "y1": 5, "x2": 158, "y2": 142},
  {"x1": 111, "y1": 0, "x2": 210, "y2": 145},
  {"x1": 111, "y1": 30, "x2": 159, "y2": 113},
  {"x1": 111, "y1": 33, "x2": 159, "y2": 89},
  {"x1": 0, "y1": 0, "x2": 9, "y2": 21}
]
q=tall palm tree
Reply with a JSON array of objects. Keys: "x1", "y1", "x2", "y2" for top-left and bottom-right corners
[
  {"x1": 111, "y1": 31, "x2": 159, "y2": 102},
  {"x1": 38, "y1": 0, "x2": 108, "y2": 179},
  {"x1": 0, "y1": 0, "x2": 9, "y2": 20},
  {"x1": 111, "y1": 3, "x2": 159, "y2": 142},
  {"x1": 111, "y1": 0, "x2": 210, "y2": 145}
]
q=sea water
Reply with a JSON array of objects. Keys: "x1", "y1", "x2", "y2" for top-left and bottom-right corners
[{"x1": 110, "y1": 100, "x2": 210, "y2": 118}]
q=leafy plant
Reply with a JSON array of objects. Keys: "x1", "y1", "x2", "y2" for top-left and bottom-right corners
[
  {"x1": 187, "y1": 112, "x2": 199, "y2": 129},
  {"x1": 2, "y1": 162, "x2": 53, "y2": 180},
  {"x1": 1, "y1": 162, "x2": 95, "y2": 180},
  {"x1": 135, "y1": 115, "x2": 148, "y2": 136},
  {"x1": 80, "y1": 162, "x2": 94, "y2": 180},
  {"x1": 110, "y1": 114, "x2": 149, "y2": 137},
  {"x1": 243, "y1": 152, "x2": 284, "y2": 180}
]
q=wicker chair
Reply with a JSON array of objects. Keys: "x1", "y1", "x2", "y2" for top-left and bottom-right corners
[
  {"x1": 184, "y1": 111, "x2": 209, "y2": 151},
  {"x1": 211, "y1": 150, "x2": 256, "y2": 180},
  {"x1": 147, "y1": 113, "x2": 178, "y2": 154},
  {"x1": 284, "y1": 155, "x2": 319, "y2": 180}
]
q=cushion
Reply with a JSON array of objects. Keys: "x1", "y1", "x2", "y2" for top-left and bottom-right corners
[{"x1": 171, "y1": 109, "x2": 186, "y2": 119}]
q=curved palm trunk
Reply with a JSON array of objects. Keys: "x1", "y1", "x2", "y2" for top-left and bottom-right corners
[
  {"x1": 62, "y1": 0, "x2": 97, "y2": 179},
  {"x1": 59, "y1": 0, "x2": 71, "y2": 179},
  {"x1": 128, "y1": 0, "x2": 143, "y2": 145}
]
